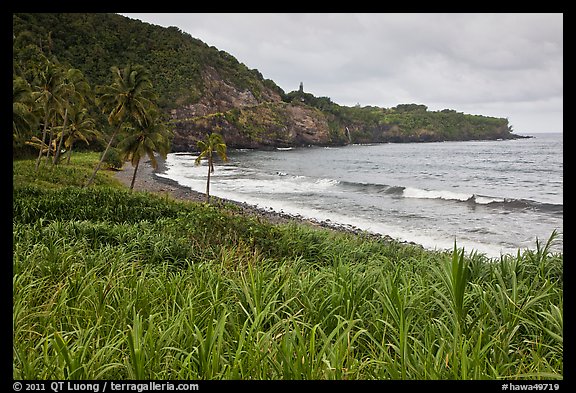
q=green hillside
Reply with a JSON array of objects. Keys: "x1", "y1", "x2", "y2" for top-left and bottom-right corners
[
  {"x1": 13, "y1": 12, "x2": 526, "y2": 152},
  {"x1": 13, "y1": 13, "x2": 283, "y2": 109}
]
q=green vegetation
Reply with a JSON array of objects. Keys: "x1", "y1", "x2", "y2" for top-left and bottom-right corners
[
  {"x1": 12, "y1": 32, "x2": 172, "y2": 187},
  {"x1": 84, "y1": 64, "x2": 171, "y2": 188},
  {"x1": 14, "y1": 12, "x2": 521, "y2": 151},
  {"x1": 283, "y1": 92, "x2": 516, "y2": 143},
  {"x1": 12, "y1": 13, "x2": 282, "y2": 110},
  {"x1": 13, "y1": 154, "x2": 563, "y2": 380}
]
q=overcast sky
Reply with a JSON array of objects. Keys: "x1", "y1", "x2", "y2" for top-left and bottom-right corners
[{"x1": 121, "y1": 13, "x2": 563, "y2": 134}]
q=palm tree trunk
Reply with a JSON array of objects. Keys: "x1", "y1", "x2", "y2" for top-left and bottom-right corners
[
  {"x1": 66, "y1": 142, "x2": 73, "y2": 164},
  {"x1": 205, "y1": 157, "x2": 211, "y2": 204},
  {"x1": 34, "y1": 114, "x2": 49, "y2": 171},
  {"x1": 84, "y1": 128, "x2": 118, "y2": 188},
  {"x1": 53, "y1": 107, "x2": 68, "y2": 165},
  {"x1": 130, "y1": 159, "x2": 140, "y2": 191},
  {"x1": 45, "y1": 119, "x2": 56, "y2": 165}
]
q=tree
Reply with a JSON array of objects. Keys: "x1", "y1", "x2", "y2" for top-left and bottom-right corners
[
  {"x1": 118, "y1": 110, "x2": 172, "y2": 191},
  {"x1": 13, "y1": 75, "x2": 39, "y2": 150},
  {"x1": 31, "y1": 60, "x2": 64, "y2": 170},
  {"x1": 85, "y1": 64, "x2": 155, "y2": 187},
  {"x1": 194, "y1": 133, "x2": 228, "y2": 204},
  {"x1": 59, "y1": 108, "x2": 100, "y2": 164},
  {"x1": 52, "y1": 68, "x2": 92, "y2": 165}
]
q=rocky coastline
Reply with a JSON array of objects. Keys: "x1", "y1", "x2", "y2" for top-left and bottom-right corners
[{"x1": 113, "y1": 157, "x2": 416, "y2": 247}]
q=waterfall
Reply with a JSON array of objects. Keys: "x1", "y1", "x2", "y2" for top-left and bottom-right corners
[{"x1": 345, "y1": 126, "x2": 352, "y2": 143}]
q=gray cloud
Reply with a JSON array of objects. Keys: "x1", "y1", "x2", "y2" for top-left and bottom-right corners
[{"x1": 121, "y1": 13, "x2": 563, "y2": 133}]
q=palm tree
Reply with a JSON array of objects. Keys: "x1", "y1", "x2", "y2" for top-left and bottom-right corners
[
  {"x1": 195, "y1": 133, "x2": 228, "y2": 204},
  {"x1": 118, "y1": 110, "x2": 172, "y2": 191},
  {"x1": 57, "y1": 108, "x2": 100, "y2": 164},
  {"x1": 52, "y1": 68, "x2": 92, "y2": 165},
  {"x1": 84, "y1": 64, "x2": 155, "y2": 187},
  {"x1": 31, "y1": 60, "x2": 64, "y2": 170}
]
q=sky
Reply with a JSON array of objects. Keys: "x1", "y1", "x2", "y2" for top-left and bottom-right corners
[{"x1": 120, "y1": 13, "x2": 563, "y2": 134}]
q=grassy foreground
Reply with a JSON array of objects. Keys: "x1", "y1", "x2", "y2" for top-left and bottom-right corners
[{"x1": 13, "y1": 153, "x2": 563, "y2": 380}]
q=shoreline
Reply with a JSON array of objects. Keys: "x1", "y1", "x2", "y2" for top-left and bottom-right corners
[
  {"x1": 113, "y1": 156, "x2": 414, "y2": 247},
  {"x1": 113, "y1": 155, "x2": 562, "y2": 260}
]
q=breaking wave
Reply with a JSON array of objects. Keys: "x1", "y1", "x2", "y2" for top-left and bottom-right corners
[{"x1": 338, "y1": 180, "x2": 562, "y2": 213}]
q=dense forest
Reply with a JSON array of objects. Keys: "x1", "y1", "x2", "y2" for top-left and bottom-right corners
[
  {"x1": 12, "y1": 13, "x2": 282, "y2": 109},
  {"x1": 13, "y1": 12, "x2": 525, "y2": 155}
]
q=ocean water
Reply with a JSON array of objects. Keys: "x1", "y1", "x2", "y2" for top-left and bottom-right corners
[{"x1": 157, "y1": 133, "x2": 563, "y2": 259}]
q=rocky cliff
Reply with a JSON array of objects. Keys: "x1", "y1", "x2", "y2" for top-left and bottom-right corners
[
  {"x1": 168, "y1": 66, "x2": 337, "y2": 151},
  {"x1": 166, "y1": 64, "x2": 525, "y2": 152},
  {"x1": 171, "y1": 101, "x2": 334, "y2": 151}
]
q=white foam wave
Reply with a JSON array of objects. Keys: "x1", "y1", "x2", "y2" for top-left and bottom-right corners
[
  {"x1": 159, "y1": 153, "x2": 340, "y2": 196},
  {"x1": 315, "y1": 178, "x2": 340, "y2": 187},
  {"x1": 217, "y1": 175, "x2": 339, "y2": 195},
  {"x1": 403, "y1": 187, "x2": 473, "y2": 202},
  {"x1": 402, "y1": 187, "x2": 510, "y2": 206},
  {"x1": 473, "y1": 195, "x2": 506, "y2": 204}
]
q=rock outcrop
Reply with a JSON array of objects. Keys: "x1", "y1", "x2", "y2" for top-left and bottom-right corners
[
  {"x1": 170, "y1": 67, "x2": 282, "y2": 119},
  {"x1": 167, "y1": 66, "x2": 525, "y2": 153},
  {"x1": 167, "y1": 66, "x2": 338, "y2": 151},
  {"x1": 171, "y1": 101, "x2": 334, "y2": 151}
]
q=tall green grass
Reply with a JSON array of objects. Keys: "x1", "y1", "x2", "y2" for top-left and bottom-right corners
[{"x1": 13, "y1": 154, "x2": 563, "y2": 379}]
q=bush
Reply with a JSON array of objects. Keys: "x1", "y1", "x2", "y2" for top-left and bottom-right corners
[{"x1": 103, "y1": 147, "x2": 123, "y2": 170}]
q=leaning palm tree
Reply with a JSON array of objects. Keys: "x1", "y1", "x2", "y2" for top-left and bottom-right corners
[
  {"x1": 118, "y1": 110, "x2": 172, "y2": 191},
  {"x1": 195, "y1": 132, "x2": 228, "y2": 204},
  {"x1": 84, "y1": 64, "x2": 155, "y2": 187}
]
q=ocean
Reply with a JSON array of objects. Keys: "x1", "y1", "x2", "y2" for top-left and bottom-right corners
[{"x1": 157, "y1": 133, "x2": 563, "y2": 259}]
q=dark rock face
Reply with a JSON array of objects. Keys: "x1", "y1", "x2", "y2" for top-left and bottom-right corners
[
  {"x1": 170, "y1": 102, "x2": 333, "y2": 152},
  {"x1": 167, "y1": 66, "x2": 336, "y2": 151},
  {"x1": 170, "y1": 67, "x2": 283, "y2": 120},
  {"x1": 167, "y1": 65, "x2": 527, "y2": 153}
]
